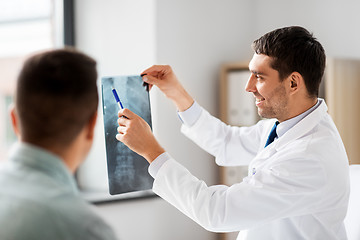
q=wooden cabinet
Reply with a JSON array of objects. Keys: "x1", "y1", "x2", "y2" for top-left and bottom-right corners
[{"x1": 325, "y1": 58, "x2": 360, "y2": 165}]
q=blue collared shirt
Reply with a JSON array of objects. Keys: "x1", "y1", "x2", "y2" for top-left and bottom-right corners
[{"x1": 0, "y1": 142, "x2": 118, "y2": 240}]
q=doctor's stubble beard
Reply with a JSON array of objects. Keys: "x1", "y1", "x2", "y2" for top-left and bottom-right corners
[{"x1": 256, "y1": 84, "x2": 289, "y2": 120}]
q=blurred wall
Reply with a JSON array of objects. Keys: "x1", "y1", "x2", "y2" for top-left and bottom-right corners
[
  {"x1": 253, "y1": 0, "x2": 360, "y2": 58},
  {"x1": 75, "y1": 0, "x2": 360, "y2": 239}
]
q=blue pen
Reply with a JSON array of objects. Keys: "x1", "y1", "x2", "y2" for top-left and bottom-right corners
[{"x1": 111, "y1": 87, "x2": 124, "y2": 109}]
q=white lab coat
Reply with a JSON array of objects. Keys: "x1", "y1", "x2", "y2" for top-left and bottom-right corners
[{"x1": 152, "y1": 99, "x2": 350, "y2": 240}]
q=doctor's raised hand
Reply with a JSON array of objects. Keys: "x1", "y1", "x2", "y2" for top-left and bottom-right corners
[
  {"x1": 116, "y1": 108, "x2": 165, "y2": 163},
  {"x1": 141, "y1": 65, "x2": 194, "y2": 111}
]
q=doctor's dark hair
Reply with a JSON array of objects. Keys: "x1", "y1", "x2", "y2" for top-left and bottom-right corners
[
  {"x1": 15, "y1": 48, "x2": 98, "y2": 148},
  {"x1": 252, "y1": 26, "x2": 326, "y2": 98}
]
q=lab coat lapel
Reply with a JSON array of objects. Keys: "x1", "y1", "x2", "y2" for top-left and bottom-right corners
[
  {"x1": 254, "y1": 99, "x2": 327, "y2": 160},
  {"x1": 274, "y1": 99, "x2": 328, "y2": 152},
  {"x1": 253, "y1": 121, "x2": 279, "y2": 161}
]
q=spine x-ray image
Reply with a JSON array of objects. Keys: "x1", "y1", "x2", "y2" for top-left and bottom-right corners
[{"x1": 101, "y1": 75, "x2": 153, "y2": 195}]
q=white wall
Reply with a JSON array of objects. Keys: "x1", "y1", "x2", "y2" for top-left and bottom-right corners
[
  {"x1": 75, "y1": 0, "x2": 360, "y2": 239},
  {"x1": 154, "y1": 0, "x2": 254, "y2": 184},
  {"x1": 253, "y1": 0, "x2": 360, "y2": 59}
]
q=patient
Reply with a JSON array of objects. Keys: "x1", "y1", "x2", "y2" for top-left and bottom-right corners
[{"x1": 0, "y1": 49, "x2": 117, "y2": 240}]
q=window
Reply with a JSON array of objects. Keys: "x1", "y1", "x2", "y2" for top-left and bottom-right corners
[{"x1": 0, "y1": 0, "x2": 67, "y2": 161}]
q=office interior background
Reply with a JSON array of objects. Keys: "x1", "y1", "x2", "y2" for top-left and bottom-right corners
[{"x1": 0, "y1": 0, "x2": 359, "y2": 239}]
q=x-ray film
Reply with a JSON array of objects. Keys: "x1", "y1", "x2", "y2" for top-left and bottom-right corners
[{"x1": 101, "y1": 75, "x2": 153, "y2": 195}]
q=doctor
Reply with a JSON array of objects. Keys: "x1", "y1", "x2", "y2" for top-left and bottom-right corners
[{"x1": 116, "y1": 26, "x2": 350, "y2": 239}]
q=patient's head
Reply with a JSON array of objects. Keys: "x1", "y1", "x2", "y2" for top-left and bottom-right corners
[{"x1": 14, "y1": 48, "x2": 98, "y2": 150}]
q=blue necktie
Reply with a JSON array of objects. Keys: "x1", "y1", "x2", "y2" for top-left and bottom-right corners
[{"x1": 264, "y1": 121, "x2": 279, "y2": 148}]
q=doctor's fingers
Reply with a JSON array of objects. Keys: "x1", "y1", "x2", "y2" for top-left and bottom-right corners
[
  {"x1": 118, "y1": 108, "x2": 135, "y2": 119},
  {"x1": 141, "y1": 65, "x2": 173, "y2": 78},
  {"x1": 116, "y1": 126, "x2": 142, "y2": 147},
  {"x1": 116, "y1": 126, "x2": 133, "y2": 143},
  {"x1": 117, "y1": 126, "x2": 127, "y2": 135},
  {"x1": 117, "y1": 117, "x2": 130, "y2": 127},
  {"x1": 115, "y1": 133, "x2": 124, "y2": 142},
  {"x1": 142, "y1": 74, "x2": 162, "y2": 88}
]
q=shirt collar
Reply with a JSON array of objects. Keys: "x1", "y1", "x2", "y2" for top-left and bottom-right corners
[
  {"x1": 8, "y1": 142, "x2": 78, "y2": 194},
  {"x1": 276, "y1": 99, "x2": 321, "y2": 139}
]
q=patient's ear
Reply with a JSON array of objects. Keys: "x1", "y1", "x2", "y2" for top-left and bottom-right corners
[
  {"x1": 86, "y1": 111, "x2": 97, "y2": 140},
  {"x1": 9, "y1": 104, "x2": 20, "y2": 137}
]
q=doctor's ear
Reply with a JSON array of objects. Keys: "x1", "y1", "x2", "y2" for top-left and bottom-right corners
[{"x1": 288, "y1": 72, "x2": 302, "y2": 93}]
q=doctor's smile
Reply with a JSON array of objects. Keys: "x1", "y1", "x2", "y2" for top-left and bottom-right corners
[{"x1": 255, "y1": 97, "x2": 265, "y2": 106}]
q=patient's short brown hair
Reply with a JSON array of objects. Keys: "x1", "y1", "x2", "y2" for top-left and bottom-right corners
[{"x1": 15, "y1": 48, "x2": 98, "y2": 148}]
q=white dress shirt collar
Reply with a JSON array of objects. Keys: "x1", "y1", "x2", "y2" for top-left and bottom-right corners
[{"x1": 276, "y1": 99, "x2": 321, "y2": 139}]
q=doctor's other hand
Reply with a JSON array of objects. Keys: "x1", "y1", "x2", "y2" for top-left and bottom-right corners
[
  {"x1": 141, "y1": 65, "x2": 194, "y2": 111},
  {"x1": 116, "y1": 108, "x2": 165, "y2": 163}
]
